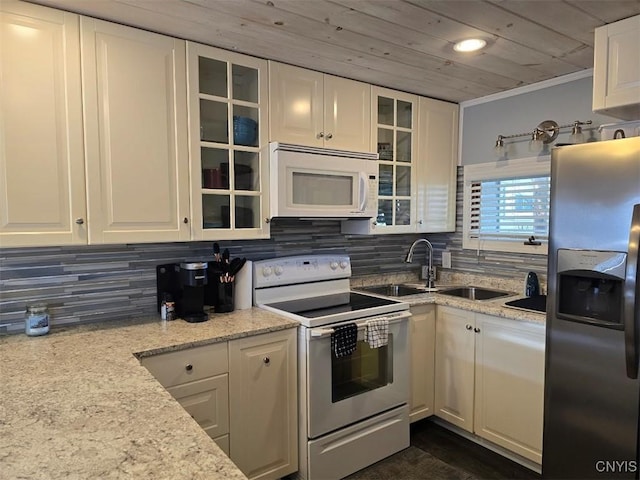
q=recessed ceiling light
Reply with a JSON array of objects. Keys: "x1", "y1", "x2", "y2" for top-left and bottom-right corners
[{"x1": 453, "y1": 38, "x2": 487, "y2": 52}]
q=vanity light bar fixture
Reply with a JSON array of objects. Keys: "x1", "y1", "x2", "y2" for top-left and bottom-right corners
[{"x1": 494, "y1": 119, "x2": 592, "y2": 155}]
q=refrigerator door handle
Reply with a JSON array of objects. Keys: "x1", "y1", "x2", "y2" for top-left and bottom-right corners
[{"x1": 624, "y1": 203, "x2": 640, "y2": 379}]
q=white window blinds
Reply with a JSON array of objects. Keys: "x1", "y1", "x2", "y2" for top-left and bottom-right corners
[
  {"x1": 463, "y1": 156, "x2": 550, "y2": 254},
  {"x1": 469, "y1": 175, "x2": 551, "y2": 242}
]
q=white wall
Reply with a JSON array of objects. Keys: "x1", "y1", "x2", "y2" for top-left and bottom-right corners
[{"x1": 460, "y1": 74, "x2": 620, "y2": 165}]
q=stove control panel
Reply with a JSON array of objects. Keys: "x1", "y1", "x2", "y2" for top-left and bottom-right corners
[{"x1": 253, "y1": 255, "x2": 351, "y2": 288}]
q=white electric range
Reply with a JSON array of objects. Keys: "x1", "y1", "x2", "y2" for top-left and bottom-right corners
[{"x1": 253, "y1": 254, "x2": 411, "y2": 480}]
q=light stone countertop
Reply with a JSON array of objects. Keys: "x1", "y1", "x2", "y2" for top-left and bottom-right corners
[
  {"x1": 0, "y1": 272, "x2": 544, "y2": 480},
  {"x1": 351, "y1": 271, "x2": 546, "y2": 325},
  {"x1": 0, "y1": 308, "x2": 299, "y2": 480}
]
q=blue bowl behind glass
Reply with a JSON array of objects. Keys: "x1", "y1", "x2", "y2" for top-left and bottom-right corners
[{"x1": 233, "y1": 116, "x2": 257, "y2": 146}]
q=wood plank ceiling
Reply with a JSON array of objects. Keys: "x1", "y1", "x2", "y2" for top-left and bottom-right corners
[{"x1": 32, "y1": 0, "x2": 640, "y2": 103}]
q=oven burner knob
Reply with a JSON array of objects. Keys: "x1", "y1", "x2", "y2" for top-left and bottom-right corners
[
  {"x1": 339, "y1": 260, "x2": 349, "y2": 269},
  {"x1": 330, "y1": 261, "x2": 338, "y2": 270},
  {"x1": 275, "y1": 266, "x2": 284, "y2": 276},
  {"x1": 262, "y1": 266, "x2": 273, "y2": 277}
]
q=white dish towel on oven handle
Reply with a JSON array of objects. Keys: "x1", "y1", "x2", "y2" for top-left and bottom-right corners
[{"x1": 365, "y1": 317, "x2": 389, "y2": 348}]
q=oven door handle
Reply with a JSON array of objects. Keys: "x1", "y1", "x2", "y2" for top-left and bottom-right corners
[{"x1": 309, "y1": 310, "x2": 411, "y2": 338}]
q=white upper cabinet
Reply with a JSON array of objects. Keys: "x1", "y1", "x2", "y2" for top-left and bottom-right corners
[
  {"x1": 0, "y1": 1, "x2": 86, "y2": 247},
  {"x1": 269, "y1": 62, "x2": 371, "y2": 152},
  {"x1": 416, "y1": 97, "x2": 458, "y2": 233},
  {"x1": 81, "y1": 18, "x2": 190, "y2": 244},
  {"x1": 593, "y1": 14, "x2": 640, "y2": 120},
  {"x1": 342, "y1": 90, "x2": 458, "y2": 235},
  {"x1": 187, "y1": 42, "x2": 270, "y2": 240}
]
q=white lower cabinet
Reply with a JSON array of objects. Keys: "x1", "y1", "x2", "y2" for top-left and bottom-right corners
[
  {"x1": 474, "y1": 313, "x2": 545, "y2": 464},
  {"x1": 434, "y1": 306, "x2": 545, "y2": 464},
  {"x1": 141, "y1": 328, "x2": 297, "y2": 480},
  {"x1": 229, "y1": 329, "x2": 298, "y2": 480},
  {"x1": 141, "y1": 342, "x2": 230, "y2": 451},
  {"x1": 167, "y1": 375, "x2": 230, "y2": 448},
  {"x1": 434, "y1": 306, "x2": 476, "y2": 431},
  {"x1": 409, "y1": 305, "x2": 436, "y2": 422}
]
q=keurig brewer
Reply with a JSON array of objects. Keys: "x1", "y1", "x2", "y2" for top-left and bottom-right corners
[{"x1": 156, "y1": 262, "x2": 209, "y2": 323}]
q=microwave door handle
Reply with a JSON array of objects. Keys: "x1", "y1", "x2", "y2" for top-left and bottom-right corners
[
  {"x1": 358, "y1": 172, "x2": 367, "y2": 212},
  {"x1": 624, "y1": 203, "x2": 640, "y2": 379}
]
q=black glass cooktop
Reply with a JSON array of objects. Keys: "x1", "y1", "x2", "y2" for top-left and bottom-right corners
[{"x1": 266, "y1": 292, "x2": 400, "y2": 319}]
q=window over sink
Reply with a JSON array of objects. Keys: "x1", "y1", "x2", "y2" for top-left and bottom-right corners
[{"x1": 463, "y1": 156, "x2": 550, "y2": 255}]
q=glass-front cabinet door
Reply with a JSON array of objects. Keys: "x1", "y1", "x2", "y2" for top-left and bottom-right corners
[
  {"x1": 187, "y1": 42, "x2": 269, "y2": 239},
  {"x1": 372, "y1": 87, "x2": 418, "y2": 234}
]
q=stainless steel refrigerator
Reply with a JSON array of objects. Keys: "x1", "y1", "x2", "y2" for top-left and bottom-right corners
[{"x1": 544, "y1": 137, "x2": 640, "y2": 479}]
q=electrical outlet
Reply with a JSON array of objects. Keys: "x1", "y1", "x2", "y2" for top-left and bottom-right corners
[
  {"x1": 421, "y1": 266, "x2": 429, "y2": 279},
  {"x1": 442, "y1": 251, "x2": 452, "y2": 269}
]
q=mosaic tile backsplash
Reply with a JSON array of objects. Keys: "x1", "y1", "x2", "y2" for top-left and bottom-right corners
[{"x1": 0, "y1": 168, "x2": 548, "y2": 333}]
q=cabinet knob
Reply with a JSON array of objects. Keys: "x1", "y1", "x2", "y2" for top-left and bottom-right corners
[
  {"x1": 317, "y1": 132, "x2": 324, "y2": 139},
  {"x1": 465, "y1": 324, "x2": 473, "y2": 330},
  {"x1": 474, "y1": 327, "x2": 481, "y2": 333},
  {"x1": 325, "y1": 133, "x2": 333, "y2": 139},
  {"x1": 265, "y1": 217, "x2": 271, "y2": 224},
  {"x1": 263, "y1": 357, "x2": 270, "y2": 365},
  {"x1": 75, "y1": 218, "x2": 84, "y2": 225},
  {"x1": 185, "y1": 363, "x2": 193, "y2": 371},
  {"x1": 418, "y1": 219, "x2": 423, "y2": 225},
  {"x1": 183, "y1": 217, "x2": 189, "y2": 224}
]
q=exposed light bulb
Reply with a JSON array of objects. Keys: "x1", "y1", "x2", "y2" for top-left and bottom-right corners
[
  {"x1": 494, "y1": 135, "x2": 505, "y2": 157},
  {"x1": 529, "y1": 130, "x2": 544, "y2": 153},
  {"x1": 570, "y1": 122, "x2": 585, "y2": 143}
]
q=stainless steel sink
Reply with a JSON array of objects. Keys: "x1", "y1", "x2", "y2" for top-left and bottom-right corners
[
  {"x1": 438, "y1": 286, "x2": 514, "y2": 301},
  {"x1": 504, "y1": 295, "x2": 547, "y2": 313},
  {"x1": 358, "y1": 284, "x2": 427, "y2": 297}
]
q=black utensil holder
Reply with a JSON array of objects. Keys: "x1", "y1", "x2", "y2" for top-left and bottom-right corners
[{"x1": 216, "y1": 280, "x2": 234, "y2": 313}]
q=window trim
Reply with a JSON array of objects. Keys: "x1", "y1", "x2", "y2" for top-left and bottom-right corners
[{"x1": 463, "y1": 155, "x2": 550, "y2": 255}]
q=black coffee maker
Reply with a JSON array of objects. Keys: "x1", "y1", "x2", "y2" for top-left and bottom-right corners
[{"x1": 156, "y1": 262, "x2": 209, "y2": 323}]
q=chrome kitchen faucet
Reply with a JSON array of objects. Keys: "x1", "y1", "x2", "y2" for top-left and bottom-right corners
[{"x1": 405, "y1": 238, "x2": 436, "y2": 290}]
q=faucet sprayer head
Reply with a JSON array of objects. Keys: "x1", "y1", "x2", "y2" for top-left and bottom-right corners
[{"x1": 404, "y1": 252, "x2": 413, "y2": 263}]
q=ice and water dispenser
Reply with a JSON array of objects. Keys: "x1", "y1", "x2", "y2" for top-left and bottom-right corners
[{"x1": 556, "y1": 249, "x2": 627, "y2": 328}]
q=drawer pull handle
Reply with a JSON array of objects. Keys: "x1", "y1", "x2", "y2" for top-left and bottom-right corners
[
  {"x1": 185, "y1": 364, "x2": 193, "y2": 371},
  {"x1": 263, "y1": 357, "x2": 270, "y2": 365}
]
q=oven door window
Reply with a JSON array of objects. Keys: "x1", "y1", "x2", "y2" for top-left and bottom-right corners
[{"x1": 331, "y1": 335, "x2": 393, "y2": 403}]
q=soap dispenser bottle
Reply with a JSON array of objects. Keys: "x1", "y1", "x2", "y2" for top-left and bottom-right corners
[{"x1": 525, "y1": 271, "x2": 540, "y2": 297}]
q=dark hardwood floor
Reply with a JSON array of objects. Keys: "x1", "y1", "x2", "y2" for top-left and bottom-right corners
[
  {"x1": 346, "y1": 418, "x2": 541, "y2": 480},
  {"x1": 410, "y1": 419, "x2": 541, "y2": 480}
]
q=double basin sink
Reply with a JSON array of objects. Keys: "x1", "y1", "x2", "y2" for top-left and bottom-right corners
[
  {"x1": 358, "y1": 283, "x2": 547, "y2": 313},
  {"x1": 359, "y1": 284, "x2": 513, "y2": 301}
]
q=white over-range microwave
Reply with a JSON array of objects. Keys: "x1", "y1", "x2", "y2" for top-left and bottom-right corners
[{"x1": 269, "y1": 142, "x2": 379, "y2": 219}]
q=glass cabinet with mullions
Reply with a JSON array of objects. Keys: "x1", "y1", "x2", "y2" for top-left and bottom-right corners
[
  {"x1": 373, "y1": 87, "x2": 418, "y2": 231},
  {"x1": 187, "y1": 42, "x2": 269, "y2": 239}
]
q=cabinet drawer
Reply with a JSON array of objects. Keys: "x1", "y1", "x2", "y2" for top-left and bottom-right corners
[
  {"x1": 168, "y1": 374, "x2": 229, "y2": 439},
  {"x1": 141, "y1": 342, "x2": 228, "y2": 387}
]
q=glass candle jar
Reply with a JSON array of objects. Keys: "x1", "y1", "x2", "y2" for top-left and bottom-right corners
[{"x1": 25, "y1": 304, "x2": 50, "y2": 336}]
